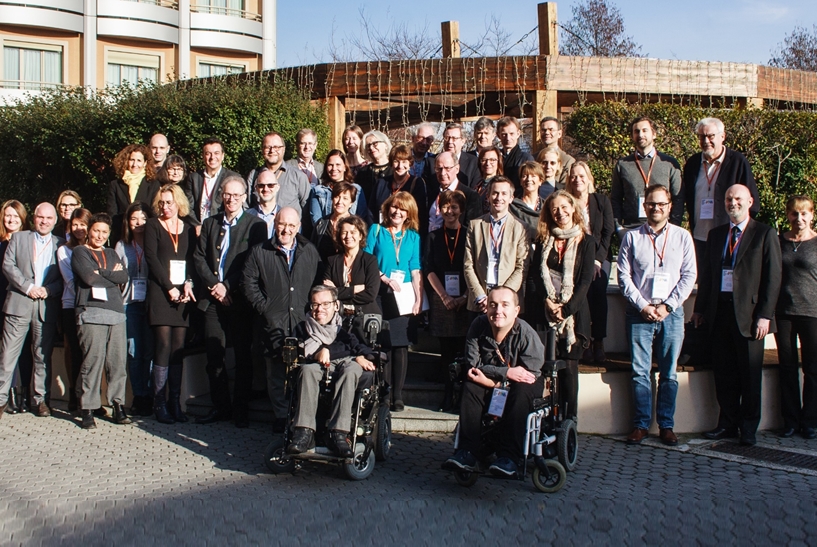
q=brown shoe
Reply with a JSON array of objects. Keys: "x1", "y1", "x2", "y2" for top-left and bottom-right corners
[
  {"x1": 35, "y1": 402, "x2": 51, "y2": 417},
  {"x1": 626, "y1": 428, "x2": 648, "y2": 444},
  {"x1": 0, "y1": 402, "x2": 6, "y2": 420},
  {"x1": 660, "y1": 428, "x2": 678, "y2": 446}
]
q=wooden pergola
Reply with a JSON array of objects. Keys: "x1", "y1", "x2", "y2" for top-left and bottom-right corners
[{"x1": 235, "y1": 2, "x2": 817, "y2": 149}]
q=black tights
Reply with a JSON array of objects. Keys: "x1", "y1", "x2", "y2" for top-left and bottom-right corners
[
  {"x1": 387, "y1": 346, "x2": 408, "y2": 403},
  {"x1": 153, "y1": 326, "x2": 187, "y2": 369}
]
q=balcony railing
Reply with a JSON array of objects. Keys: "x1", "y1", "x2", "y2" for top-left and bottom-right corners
[
  {"x1": 190, "y1": 2, "x2": 261, "y2": 22},
  {"x1": 123, "y1": 0, "x2": 179, "y2": 7},
  {"x1": 0, "y1": 80, "x2": 65, "y2": 91}
]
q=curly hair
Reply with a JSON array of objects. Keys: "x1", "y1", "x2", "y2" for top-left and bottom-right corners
[{"x1": 113, "y1": 144, "x2": 157, "y2": 180}]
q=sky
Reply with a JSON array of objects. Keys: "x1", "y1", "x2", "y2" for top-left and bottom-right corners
[{"x1": 275, "y1": 0, "x2": 816, "y2": 68}]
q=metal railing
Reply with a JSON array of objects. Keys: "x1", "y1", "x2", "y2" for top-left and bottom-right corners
[
  {"x1": 190, "y1": 2, "x2": 261, "y2": 22},
  {"x1": 0, "y1": 80, "x2": 64, "y2": 91},
  {"x1": 123, "y1": 0, "x2": 179, "y2": 7}
]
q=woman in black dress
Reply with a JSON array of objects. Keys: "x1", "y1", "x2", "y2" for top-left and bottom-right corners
[
  {"x1": 424, "y1": 190, "x2": 469, "y2": 410},
  {"x1": 323, "y1": 215, "x2": 380, "y2": 316},
  {"x1": 144, "y1": 184, "x2": 197, "y2": 424}
]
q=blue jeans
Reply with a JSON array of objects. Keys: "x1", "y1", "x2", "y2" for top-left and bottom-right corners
[
  {"x1": 626, "y1": 306, "x2": 684, "y2": 430},
  {"x1": 125, "y1": 302, "x2": 154, "y2": 398}
]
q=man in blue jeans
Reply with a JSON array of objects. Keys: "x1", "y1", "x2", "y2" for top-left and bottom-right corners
[{"x1": 617, "y1": 185, "x2": 697, "y2": 446}]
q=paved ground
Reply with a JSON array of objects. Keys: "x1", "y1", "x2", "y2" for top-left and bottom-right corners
[{"x1": 1, "y1": 404, "x2": 816, "y2": 546}]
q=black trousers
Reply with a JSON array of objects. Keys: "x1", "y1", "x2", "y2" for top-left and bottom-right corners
[
  {"x1": 775, "y1": 315, "x2": 817, "y2": 429},
  {"x1": 204, "y1": 302, "x2": 254, "y2": 414},
  {"x1": 712, "y1": 303, "x2": 765, "y2": 434},
  {"x1": 587, "y1": 269, "x2": 609, "y2": 340},
  {"x1": 459, "y1": 375, "x2": 545, "y2": 462}
]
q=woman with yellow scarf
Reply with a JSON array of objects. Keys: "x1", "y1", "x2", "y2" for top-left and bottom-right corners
[{"x1": 107, "y1": 144, "x2": 160, "y2": 240}]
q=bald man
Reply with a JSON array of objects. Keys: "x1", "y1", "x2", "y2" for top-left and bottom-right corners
[
  {"x1": 242, "y1": 206, "x2": 322, "y2": 428},
  {"x1": 149, "y1": 134, "x2": 170, "y2": 170},
  {"x1": 0, "y1": 203, "x2": 64, "y2": 419},
  {"x1": 692, "y1": 184, "x2": 781, "y2": 446}
]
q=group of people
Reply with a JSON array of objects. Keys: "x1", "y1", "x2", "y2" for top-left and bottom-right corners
[{"x1": 0, "y1": 114, "x2": 813, "y2": 471}]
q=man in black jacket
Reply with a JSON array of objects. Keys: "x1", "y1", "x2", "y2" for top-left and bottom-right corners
[
  {"x1": 497, "y1": 116, "x2": 534, "y2": 193},
  {"x1": 193, "y1": 177, "x2": 267, "y2": 427},
  {"x1": 184, "y1": 137, "x2": 242, "y2": 229},
  {"x1": 242, "y1": 207, "x2": 322, "y2": 426},
  {"x1": 287, "y1": 285, "x2": 376, "y2": 457}
]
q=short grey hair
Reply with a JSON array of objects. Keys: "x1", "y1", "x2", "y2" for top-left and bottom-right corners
[
  {"x1": 221, "y1": 174, "x2": 248, "y2": 195},
  {"x1": 362, "y1": 130, "x2": 393, "y2": 162},
  {"x1": 695, "y1": 117, "x2": 725, "y2": 135},
  {"x1": 309, "y1": 284, "x2": 338, "y2": 301},
  {"x1": 414, "y1": 122, "x2": 434, "y2": 136}
]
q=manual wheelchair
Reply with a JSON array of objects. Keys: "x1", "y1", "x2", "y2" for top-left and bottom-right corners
[
  {"x1": 446, "y1": 329, "x2": 578, "y2": 493},
  {"x1": 263, "y1": 314, "x2": 392, "y2": 481}
]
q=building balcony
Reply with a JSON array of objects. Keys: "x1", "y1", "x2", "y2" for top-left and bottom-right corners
[
  {"x1": 97, "y1": 0, "x2": 180, "y2": 44},
  {"x1": 189, "y1": 10, "x2": 262, "y2": 54},
  {"x1": 190, "y1": 2, "x2": 261, "y2": 22},
  {"x1": 0, "y1": 0, "x2": 84, "y2": 33}
]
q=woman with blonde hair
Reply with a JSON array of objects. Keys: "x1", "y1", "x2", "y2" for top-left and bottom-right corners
[{"x1": 355, "y1": 129, "x2": 393, "y2": 206}]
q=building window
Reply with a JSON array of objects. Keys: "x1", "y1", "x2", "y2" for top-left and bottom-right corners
[
  {"x1": 195, "y1": 0, "x2": 244, "y2": 16},
  {"x1": 198, "y1": 62, "x2": 245, "y2": 77},
  {"x1": 106, "y1": 51, "x2": 160, "y2": 86},
  {"x1": 3, "y1": 43, "x2": 63, "y2": 90}
]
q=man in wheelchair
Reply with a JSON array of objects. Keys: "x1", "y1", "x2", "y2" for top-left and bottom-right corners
[
  {"x1": 443, "y1": 286, "x2": 545, "y2": 478},
  {"x1": 286, "y1": 285, "x2": 376, "y2": 458}
]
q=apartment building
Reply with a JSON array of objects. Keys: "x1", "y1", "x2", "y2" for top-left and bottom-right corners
[{"x1": 0, "y1": 0, "x2": 276, "y2": 101}]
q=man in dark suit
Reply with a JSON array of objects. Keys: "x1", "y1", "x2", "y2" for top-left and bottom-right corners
[
  {"x1": 683, "y1": 117, "x2": 760, "y2": 274},
  {"x1": 0, "y1": 203, "x2": 64, "y2": 419},
  {"x1": 184, "y1": 137, "x2": 242, "y2": 229},
  {"x1": 410, "y1": 122, "x2": 436, "y2": 181},
  {"x1": 193, "y1": 177, "x2": 267, "y2": 427},
  {"x1": 427, "y1": 152, "x2": 483, "y2": 232},
  {"x1": 692, "y1": 184, "x2": 781, "y2": 446},
  {"x1": 497, "y1": 116, "x2": 534, "y2": 193},
  {"x1": 443, "y1": 122, "x2": 480, "y2": 188}
]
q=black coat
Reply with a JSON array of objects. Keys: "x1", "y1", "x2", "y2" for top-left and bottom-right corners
[
  {"x1": 694, "y1": 219, "x2": 782, "y2": 338},
  {"x1": 184, "y1": 168, "x2": 242, "y2": 226},
  {"x1": 324, "y1": 251, "x2": 381, "y2": 315},
  {"x1": 502, "y1": 144, "x2": 534, "y2": 193},
  {"x1": 586, "y1": 193, "x2": 615, "y2": 264},
  {"x1": 107, "y1": 177, "x2": 160, "y2": 241},
  {"x1": 193, "y1": 211, "x2": 267, "y2": 311},
  {"x1": 241, "y1": 234, "x2": 322, "y2": 349}
]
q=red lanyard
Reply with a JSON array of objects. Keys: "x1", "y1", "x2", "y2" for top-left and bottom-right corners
[
  {"x1": 88, "y1": 247, "x2": 107, "y2": 270},
  {"x1": 727, "y1": 227, "x2": 745, "y2": 259},
  {"x1": 132, "y1": 241, "x2": 143, "y2": 271},
  {"x1": 489, "y1": 220, "x2": 506, "y2": 254},
  {"x1": 160, "y1": 218, "x2": 180, "y2": 253},
  {"x1": 635, "y1": 153, "x2": 657, "y2": 188},
  {"x1": 495, "y1": 346, "x2": 511, "y2": 367},
  {"x1": 443, "y1": 226, "x2": 461, "y2": 264},
  {"x1": 703, "y1": 160, "x2": 721, "y2": 191},
  {"x1": 650, "y1": 225, "x2": 670, "y2": 267},
  {"x1": 391, "y1": 175, "x2": 410, "y2": 195}
]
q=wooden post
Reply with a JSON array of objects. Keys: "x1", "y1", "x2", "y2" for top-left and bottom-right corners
[
  {"x1": 746, "y1": 97, "x2": 764, "y2": 109},
  {"x1": 538, "y1": 2, "x2": 558, "y2": 56},
  {"x1": 532, "y1": 90, "x2": 558, "y2": 152},
  {"x1": 326, "y1": 96, "x2": 346, "y2": 150},
  {"x1": 441, "y1": 21, "x2": 461, "y2": 58}
]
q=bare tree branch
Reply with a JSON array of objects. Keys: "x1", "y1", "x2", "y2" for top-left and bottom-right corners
[
  {"x1": 769, "y1": 25, "x2": 817, "y2": 72},
  {"x1": 559, "y1": 0, "x2": 644, "y2": 57}
]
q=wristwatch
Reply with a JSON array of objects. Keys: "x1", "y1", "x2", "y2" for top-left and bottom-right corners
[{"x1": 663, "y1": 303, "x2": 673, "y2": 314}]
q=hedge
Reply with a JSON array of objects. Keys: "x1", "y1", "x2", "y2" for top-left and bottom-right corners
[
  {"x1": 564, "y1": 102, "x2": 817, "y2": 229},
  {"x1": 0, "y1": 78, "x2": 329, "y2": 213}
]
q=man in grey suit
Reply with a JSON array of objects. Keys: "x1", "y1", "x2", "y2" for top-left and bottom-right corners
[{"x1": 0, "y1": 203, "x2": 64, "y2": 419}]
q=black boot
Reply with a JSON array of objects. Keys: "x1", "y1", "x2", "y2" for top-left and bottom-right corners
[
  {"x1": 168, "y1": 364, "x2": 188, "y2": 423},
  {"x1": 152, "y1": 365, "x2": 173, "y2": 424},
  {"x1": 7, "y1": 388, "x2": 20, "y2": 414},
  {"x1": 81, "y1": 409, "x2": 96, "y2": 429},
  {"x1": 18, "y1": 387, "x2": 30, "y2": 413},
  {"x1": 113, "y1": 402, "x2": 132, "y2": 425}
]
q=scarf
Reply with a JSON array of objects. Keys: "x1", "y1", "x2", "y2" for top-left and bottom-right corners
[
  {"x1": 122, "y1": 170, "x2": 146, "y2": 203},
  {"x1": 540, "y1": 224, "x2": 583, "y2": 351},
  {"x1": 302, "y1": 312, "x2": 342, "y2": 358}
]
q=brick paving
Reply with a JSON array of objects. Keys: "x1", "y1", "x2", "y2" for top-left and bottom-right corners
[{"x1": 1, "y1": 404, "x2": 816, "y2": 546}]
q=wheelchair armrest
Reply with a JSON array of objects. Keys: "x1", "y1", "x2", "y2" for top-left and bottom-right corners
[{"x1": 542, "y1": 359, "x2": 567, "y2": 375}]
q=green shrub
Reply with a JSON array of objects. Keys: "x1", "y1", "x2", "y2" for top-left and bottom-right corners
[
  {"x1": 564, "y1": 101, "x2": 817, "y2": 230},
  {"x1": 0, "y1": 78, "x2": 328, "y2": 212}
]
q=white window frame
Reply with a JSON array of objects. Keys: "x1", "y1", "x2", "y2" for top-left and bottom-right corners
[
  {"x1": 104, "y1": 47, "x2": 164, "y2": 87},
  {"x1": 1, "y1": 37, "x2": 68, "y2": 90},
  {"x1": 196, "y1": 57, "x2": 247, "y2": 78}
]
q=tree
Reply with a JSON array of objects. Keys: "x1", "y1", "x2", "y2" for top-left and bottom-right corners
[
  {"x1": 769, "y1": 25, "x2": 817, "y2": 72},
  {"x1": 559, "y1": 0, "x2": 644, "y2": 57}
]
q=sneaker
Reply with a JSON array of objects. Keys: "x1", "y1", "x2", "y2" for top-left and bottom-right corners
[
  {"x1": 488, "y1": 457, "x2": 518, "y2": 478},
  {"x1": 442, "y1": 449, "x2": 477, "y2": 472}
]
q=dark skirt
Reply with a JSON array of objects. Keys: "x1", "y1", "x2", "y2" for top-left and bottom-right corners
[
  {"x1": 428, "y1": 291, "x2": 470, "y2": 338},
  {"x1": 376, "y1": 289, "x2": 416, "y2": 347}
]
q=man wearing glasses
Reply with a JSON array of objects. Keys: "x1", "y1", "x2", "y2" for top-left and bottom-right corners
[
  {"x1": 537, "y1": 117, "x2": 575, "y2": 188},
  {"x1": 440, "y1": 122, "x2": 480, "y2": 189},
  {"x1": 285, "y1": 128, "x2": 324, "y2": 187},
  {"x1": 410, "y1": 122, "x2": 436, "y2": 180},
  {"x1": 286, "y1": 285, "x2": 376, "y2": 457},
  {"x1": 193, "y1": 177, "x2": 267, "y2": 427},
  {"x1": 246, "y1": 132, "x2": 310, "y2": 216},
  {"x1": 617, "y1": 185, "x2": 697, "y2": 446},
  {"x1": 428, "y1": 152, "x2": 483, "y2": 232},
  {"x1": 682, "y1": 117, "x2": 759, "y2": 275}
]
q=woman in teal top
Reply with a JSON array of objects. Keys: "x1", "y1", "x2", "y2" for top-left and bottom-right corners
[{"x1": 364, "y1": 191, "x2": 423, "y2": 412}]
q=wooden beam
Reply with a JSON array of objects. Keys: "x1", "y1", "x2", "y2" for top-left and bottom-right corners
[
  {"x1": 538, "y1": 3, "x2": 558, "y2": 55},
  {"x1": 532, "y1": 89, "x2": 558, "y2": 151},
  {"x1": 441, "y1": 21, "x2": 461, "y2": 58},
  {"x1": 326, "y1": 96, "x2": 346, "y2": 150}
]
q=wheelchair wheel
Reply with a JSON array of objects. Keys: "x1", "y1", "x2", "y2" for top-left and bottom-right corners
[
  {"x1": 453, "y1": 470, "x2": 479, "y2": 487},
  {"x1": 532, "y1": 460, "x2": 566, "y2": 493},
  {"x1": 375, "y1": 405, "x2": 391, "y2": 461},
  {"x1": 557, "y1": 419, "x2": 578, "y2": 472},
  {"x1": 343, "y1": 442, "x2": 375, "y2": 481},
  {"x1": 264, "y1": 437, "x2": 296, "y2": 474}
]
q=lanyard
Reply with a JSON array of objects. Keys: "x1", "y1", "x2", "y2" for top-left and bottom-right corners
[
  {"x1": 635, "y1": 153, "x2": 657, "y2": 188},
  {"x1": 443, "y1": 226, "x2": 461, "y2": 265},
  {"x1": 391, "y1": 175, "x2": 410, "y2": 195},
  {"x1": 132, "y1": 241, "x2": 144, "y2": 272},
  {"x1": 389, "y1": 228, "x2": 405, "y2": 266},
  {"x1": 160, "y1": 218, "x2": 180, "y2": 254},
  {"x1": 88, "y1": 247, "x2": 107, "y2": 270},
  {"x1": 704, "y1": 160, "x2": 721, "y2": 192},
  {"x1": 489, "y1": 219, "x2": 506, "y2": 256},
  {"x1": 203, "y1": 175, "x2": 217, "y2": 203},
  {"x1": 554, "y1": 239, "x2": 568, "y2": 264},
  {"x1": 32, "y1": 237, "x2": 51, "y2": 263},
  {"x1": 495, "y1": 344, "x2": 512, "y2": 367},
  {"x1": 725, "y1": 227, "x2": 745, "y2": 267},
  {"x1": 649, "y1": 225, "x2": 670, "y2": 267}
]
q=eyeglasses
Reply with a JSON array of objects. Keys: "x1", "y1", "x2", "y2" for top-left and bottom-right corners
[
  {"x1": 443, "y1": 136, "x2": 463, "y2": 141},
  {"x1": 256, "y1": 183, "x2": 278, "y2": 189},
  {"x1": 480, "y1": 158, "x2": 498, "y2": 163},
  {"x1": 644, "y1": 202, "x2": 670, "y2": 209},
  {"x1": 435, "y1": 164, "x2": 457, "y2": 172},
  {"x1": 158, "y1": 200, "x2": 176, "y2": 207},
  {"x1": 166, "y1": 166, "x2": 184, "y2": 173},
  {"x1": 366, "y1": 141, "x2": 384, "y2": 149},
  {"x1": 59, "y1": 203, "x2": 79, "y2": 208},
  {"x1": 222, "y1": 193, "x2": 245, "y2": 200},
  {"x1": 310, "y1": 301, "x2": 336, "y2": 310},
  {"x1": 698, "y1": 132, "x2": 721, "y2": 141},
  {"x1": 263, "y1": 145, "x2": 285, "y2": 152}
]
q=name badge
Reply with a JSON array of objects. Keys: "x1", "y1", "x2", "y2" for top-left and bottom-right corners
[
  {"x1": 638, "y1": 196, "x2": 647, "y2": 219},
  {"x1": 444, "y1": 273, "x2": 460, "y2": 296},
  {"x1": 169, "y1": 260, "x2": 186, "y2": 286},
  {"x1": 651, "y1": 273, "x2": 671, "y2": 302},
  {"x1": 488, "y1": 387, "x2": 508, "y2": 417},
  {"x1": 91, "y1": 287, "x2": 108, "y2": 301},
  {"x1": 486, "y1": 258, "x2": 499, "y2": 286},
  {"x1": 132, "y1": 278, "x2": 147, "y2": 302},
  {"x1": 721, "y1": 269, "x2": 734, "y2": 292},
  {"x1": 700, "y1": 199, "x2": 715, "y2": 220},
  {"x1": 389, "y1": 270, "x2": 405, "y2": 284}
]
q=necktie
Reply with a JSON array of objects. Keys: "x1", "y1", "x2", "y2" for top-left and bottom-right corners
[{"x1": 724, "y1": 226, "x2": 740, "y2": 268}]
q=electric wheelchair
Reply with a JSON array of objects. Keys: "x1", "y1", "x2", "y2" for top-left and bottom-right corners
[
  {"x1": 263, "y1": 314, "x2": 392, "y2": 480},
  {"x1": 445, "y1": 329, "x2": 578, "y2": 493}
]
